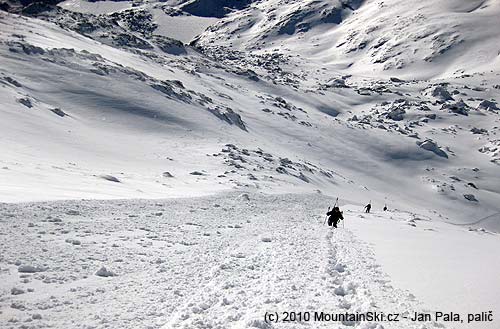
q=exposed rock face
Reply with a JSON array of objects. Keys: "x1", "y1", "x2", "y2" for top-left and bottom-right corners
[
  {"x1": 208, "y1": 107, "x2": 247, "y2": 131},
  {"x1": 441, "y1": 100, "x2": 470, "y2": 116},
  {"x1": 477, "y1": 100, "x2": 499, "y2": 112},
  {"x1": 430, "y1": 85, "x2": 453, "y2": 102},
  {"x1": 95, "y1": 266, "x2": 116, "y2": 277},
  {"x1": 478, "y1": 140, "x2": 500, "y2": 165},
  {"x1": 417, "y1": 139, "x2": 448, "y2": 158},
  {"x1": 151, "y1": 36, "x2": 187, "y2": 56},
  {"x1": 470, "y1": 127, "x2": 487, "y2": 135},
  {"x1": 386, "y1": 107, "x2": 406, "y2": 121},
  {"x1": 0, "y1": 0, "x2": 62, "y2": 13},
  {"x1": 180, "y1": 0, "x2": 255, "y2": 18},
  {"x1": 463, "y1": 194, "x2": 478, "y2": 202}
]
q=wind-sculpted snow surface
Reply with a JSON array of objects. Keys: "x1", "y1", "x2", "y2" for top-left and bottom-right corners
[{"x1": 7, "y1": 193, "x2": 496, "y2": 328}]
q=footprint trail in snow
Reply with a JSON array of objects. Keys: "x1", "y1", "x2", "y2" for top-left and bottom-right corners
[{"x1": 0, "y1": 193, "x2": 445, "y2": 329}]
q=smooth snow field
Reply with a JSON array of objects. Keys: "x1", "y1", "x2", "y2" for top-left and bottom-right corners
[{"x1": 1, "y1": 193, "x2": 499, "y2": 329}]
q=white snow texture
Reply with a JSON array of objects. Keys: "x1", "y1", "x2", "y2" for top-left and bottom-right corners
[{"x1": 1, "y1": 0, "x2": 500, "y2": 328}]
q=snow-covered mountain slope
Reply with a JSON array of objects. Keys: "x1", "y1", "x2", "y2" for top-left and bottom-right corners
[
  {"x1": 1, "y1": 6, "x2": 500, "y2": 231},
  {"x1": 194, "y1": 0, "x2": 500, "y2": 79},
  {"x1": 1, "y1": 2, "x2": 500, "y2": 328},
  {"x1": 1, "y1": 193, "x2": 499, "y2": 328}
]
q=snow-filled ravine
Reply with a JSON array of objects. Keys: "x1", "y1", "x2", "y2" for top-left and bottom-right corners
[{"x1": 1, "y1": 192, "x2": 499, "y2": 329}]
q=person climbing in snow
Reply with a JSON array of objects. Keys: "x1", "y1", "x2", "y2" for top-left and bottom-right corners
[
  {"x1": 383, "y1": 205, "x2": 388, "y2": 211},
  {"x1": 327, "y1": 206, "x2": 344, "y2": 228},
  {"x1": 364, "y1": 202, "x2": 371, "y2": 213}
]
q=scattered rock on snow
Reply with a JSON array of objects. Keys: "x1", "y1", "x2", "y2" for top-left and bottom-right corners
[
  {"x1": 442, "y1": 100, "x2": 470, "y2": 116},
  {"x1": 50, "y1": 108, "x2": 67, "y2": 117},
  {"x1": 390, "y1": 77, "x2": 405, "y2": 83},
  {"x1": 470, "y1": 127, "x2": 487, "y2": 135},
  {"x1": 240, "y1": 69, "x2": 260, "y2": 82},
  {"x1": 323, "y1": 77, "x2": 349, "y2": 88},
  {"x1": 190, "y1": 171, "x2": 205, "y2": 176},
  {"x1": 477, "y1": 100, "x2": 499, "y2": 112},
  {"x1": 463, "y1": 194, "x2": 478, "y2": 202},
  {"x1": 247, "y1": 319, "x2": 272, "y2": 329},
  {"x1": 11, "y1": 287, "x2": 25, "y2": 295},
  {"x1": 151, "y1": 35, "x2": 187, "y2": 55},
  {"x1": 231, "y1": 252, "x2": 246, "y2": 258},
  {"x1": 11, "y1": 301, "x2": 26, "y2": 310},
  {"x1": 333, "y1": 263, "x2": 345, "y2": 272},
  {"x1": 416, "y1": 139, "x2": 448, "y2": 158},
  {"x1": 208, "y1": 106, "x2": 247, "y2": 131},
  {"x1": 478, "y1": 140, "x2": 500, "y2": 165},
  {"x1": 17, "y1": 97, "x2": 33, "y2": 108},
  {"x1": 261, "y1": 237, "x2": 272, "y2": 242},
  {"x1": 18, "y1": 265, "x2": 46, "y2": 273},
  {"x1": 238, "y1": 193, "x2": 250, "y2": 201},
  {"x1": 100, "y1": 174, "x2": 121, "y2": 183},
  {"x1": 3, "y1": 76, "x2": 22, "y2": 87},
  {"x1": 467, "y1": 182, "x2": 478, "y2": 189},
  {"x1": 8, "y1": 41, "x2": 45, "y2": 55},
  {"x1": 95, "y1": 266, "x2": 116, "y2": 277},
  {"x1": 430, "y1": 85, "x2": 453, "y2": 102},
  {"x1": 386, "y1": 107, "x2": 406, "y2": 121}
]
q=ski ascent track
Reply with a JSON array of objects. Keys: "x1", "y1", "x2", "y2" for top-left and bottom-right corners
[{"x1": 0, "y1": 193, "x2": 445, "y2": 329}]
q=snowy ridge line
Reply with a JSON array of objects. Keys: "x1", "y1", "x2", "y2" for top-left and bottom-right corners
[{"x1": 442, "y1": 211, "x2": 500, "y2": 227}]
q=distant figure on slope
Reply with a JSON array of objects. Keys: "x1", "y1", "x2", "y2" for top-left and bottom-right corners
[
  {"x1": 327, "y1": 206, "x2": 344, "y2": 228},
  {"x1": 383, "y1": 204, "x2": 388, "y2": 211},
  {"x1": 364, "y1": 202, "x2": 371, "y2": 213}
]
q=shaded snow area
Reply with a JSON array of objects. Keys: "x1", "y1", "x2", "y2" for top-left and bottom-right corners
[{"x1": 1, "y1": 193, "x2": 499, "y2": 329}]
